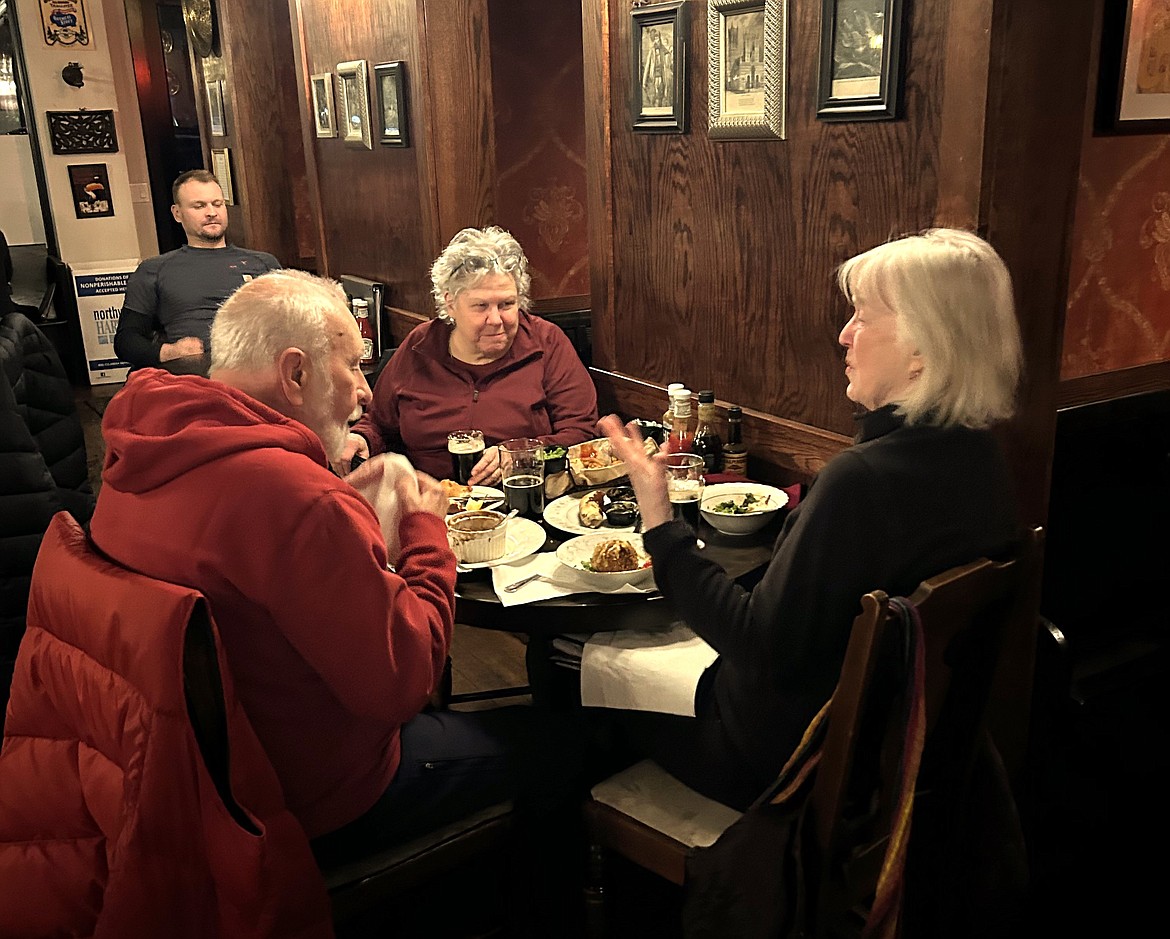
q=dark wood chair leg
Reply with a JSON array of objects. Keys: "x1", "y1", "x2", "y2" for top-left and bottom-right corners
[{"x1": 584, "y1": 842, "x2": 607, "y2": 939}]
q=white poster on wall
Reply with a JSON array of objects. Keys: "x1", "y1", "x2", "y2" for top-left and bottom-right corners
[{"x1": 72, "y1": 260, "x2": 138, "y2": 385}]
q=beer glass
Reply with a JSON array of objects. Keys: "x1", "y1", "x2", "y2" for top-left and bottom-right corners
[
  {"x1": 499, "y1": 438, "x2": 545, "y2": 520},
  {"x1": 447, "y1": 430, "x2": 485, "y2": 485},
  {"x1": 665, "y1": 453, "x2": 705, "y2": 530}
]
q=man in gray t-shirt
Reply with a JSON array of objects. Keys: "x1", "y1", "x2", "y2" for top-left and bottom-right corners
[{"x1": 114, "y1": 170, "x2": 280, "y2": 374}]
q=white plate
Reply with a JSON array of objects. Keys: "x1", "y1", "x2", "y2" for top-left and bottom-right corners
[
  {"x1": 543, "y1": 492, "x2": 637, "y2": 536},
  {"x1": 455, "y1": 517, "x2": 547, "y2": 569},
  {"x1": 448, "y1": 485, "x2": 505, "y2": 513},
  {"x1": 555, "y1": 533, "x2": 653, "y2": 588}
]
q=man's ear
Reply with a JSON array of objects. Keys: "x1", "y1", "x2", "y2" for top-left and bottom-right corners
[
  {"x1": 170, "y1": 204, "x2": 182, "y2": 224},
  {"x1": 276, "y1": 348, "x2": 309, "y2": 406}
]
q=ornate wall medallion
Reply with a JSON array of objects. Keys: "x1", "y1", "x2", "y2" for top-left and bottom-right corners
[{"x1": 181, "y1": 0, "x2": 217, "y2": 58}]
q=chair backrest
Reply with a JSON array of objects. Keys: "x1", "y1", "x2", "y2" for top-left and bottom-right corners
[{"x1": 809, "y1": 527, "x2": 1042, "y2": 937}]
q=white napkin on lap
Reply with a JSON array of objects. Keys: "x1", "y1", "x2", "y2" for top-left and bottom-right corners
[
  {"x1": 491, "y1": 553, "x2": 658, "y2": 606},
  {"x1": 580, "y1": 623, "x2": 719, "y2": 716},
  {"x1": 346, "y1": 452, "x2": 419, "y2": 564}
]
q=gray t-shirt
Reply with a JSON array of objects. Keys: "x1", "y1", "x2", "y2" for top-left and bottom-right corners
[{"x1": 116, "y1": 244, "x2": 280, "y2": 367}]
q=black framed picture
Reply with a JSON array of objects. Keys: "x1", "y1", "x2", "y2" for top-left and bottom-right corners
[
  {"x1": 631, "y1": 1, "x2": 687, "y2": 133},
  {"x1": 373, "y1": 61, "x2": 409, "y2": 147},
  {"x1": 816, "y1": 0, "x2": 905, "y2": 122},
  {"x1": 68, "y1": 163, "x2": 113, "y2": 218},
  {"x1": 1097, "y1": 0, "x2": 1170, "y2": 134}
]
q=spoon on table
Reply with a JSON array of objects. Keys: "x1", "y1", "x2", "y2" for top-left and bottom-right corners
[{"x1": 490, "y1": 508, "x2": 519, "y2": 529}]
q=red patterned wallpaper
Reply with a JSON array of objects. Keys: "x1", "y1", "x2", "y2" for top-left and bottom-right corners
[
  {"x1": 1063, "y1": 134, "x2": 1170, "y2": 379},
  {"x1": 487, "y1": 0, "x2": 590, "y2": 301}
]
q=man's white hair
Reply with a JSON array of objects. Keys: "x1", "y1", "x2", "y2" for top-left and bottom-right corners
[{"x1": 210, "y1": 269, "x2": 347, "y2": 372}]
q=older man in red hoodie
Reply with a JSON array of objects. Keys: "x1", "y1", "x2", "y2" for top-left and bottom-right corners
[{"x1": 88, "y1": 271, "x2": 582, "y2": 897}]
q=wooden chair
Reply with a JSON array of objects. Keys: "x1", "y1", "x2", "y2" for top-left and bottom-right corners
[{"x1": 583, "y1": 528, "x2": 1042, "y2": 938}]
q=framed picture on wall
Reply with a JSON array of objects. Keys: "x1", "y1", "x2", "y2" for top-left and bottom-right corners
[
  {"x1": 68, "y1": 163, "x2": 113, "y2": 218},
  {"x1": 631, "y1": 1, "x2": 687, "y2": 133},
  {"x1": 210, "y1": 147, "x2": 235, "y2": 204},
  {"x1": 816, "y1": 0, "x2": 904, "y2": 122},
  {"x1": 1097, "y1": 0, "x2": 1170, "y2": 133},
  {"x1": 373, "y1": 61, "x2": 409, "y2": 147},
  {"x1": 311, "y1": 72, "x2": 336, "y2": 137},
  {"x1": 707, "y1": 0, "x2": 786, "y2": 140},
  {"x1": 205, "y1": 79, "x2": 226, "y2": 136},
  {"x1": 336, "y1": 59, "x2": 372, "y2": 149}
]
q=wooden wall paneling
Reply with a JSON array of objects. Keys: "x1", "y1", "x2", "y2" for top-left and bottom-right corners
[
  {"x1": 582, "y1": 0, "x2": 616, "y2": 370},
  {"x1": 978, "y1": 0, "x2": 1097, "y2": 781},
  {"x1": 193, "y1": 0, "x2": 304, "y2": 263},
  {"x1": 287, "y1": 0, "x2": 328, "y2": 273},
  {"x1": 594, "y1": 0, "x2": 957, "y2": 444},
  {"x1": 296, "y1": 0, "x2": 432, "y2": 313},
  {"x1": 931, "y1": 0, "x2": 994, "y2": 226},
  {"x1": 588, "y1": 368, "x2": 850, "y2": 485},
  {"x1": 417, "y1": 0, "x2": 497, "y2": 243}
]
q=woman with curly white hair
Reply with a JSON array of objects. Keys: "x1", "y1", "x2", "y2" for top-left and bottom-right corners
[{"x1": 343, "y1": 226, "x2": 597, "y2": 482}]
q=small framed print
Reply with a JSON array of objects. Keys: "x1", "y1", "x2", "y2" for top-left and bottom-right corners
[
  {"x1": 373, "y1": 61, "x2": 409, "y2": 147},
  {"x1": 707, "y1": 0, "x2": 786, "y2": 140},
  {"x1": 1098, "y1": 0, "x2": 1170, "y2": 133},
  {"x1": 631, "y1": 1, "x2": 687, "y2": 133},
  {"x1": 816, "y1": 0, "x2": 905, "y2": 122},
  {"x1": 205, "y1": 79, "x2": 226, "y2": 136},
  {"x1": 311, "y1": 71, "x2": 336, "y2": 137},
  {"x1": 336, "y1": 59, "x2": 372, "y2": 149},
  {"x1": 210, "y1": 147, "x2": 235, "y2": 204},
  {"x1": 68, "y1": 163, "x2": 113, "y2": 218}
]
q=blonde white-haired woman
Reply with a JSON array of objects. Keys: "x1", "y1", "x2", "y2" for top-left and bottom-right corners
[
  {"x1": 592, "y1": 227, "x2": 1025, "y2": 812},
  {"x1": 344, "y1": 226, "x2": 597, "y2": 482}
]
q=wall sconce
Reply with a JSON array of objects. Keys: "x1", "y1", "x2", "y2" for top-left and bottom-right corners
[{"x1": 61, "y1": 62, "x2": 84, "y2": 88}]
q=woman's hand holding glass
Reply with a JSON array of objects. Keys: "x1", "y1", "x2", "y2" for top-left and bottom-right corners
[
  {"x1": 598, "y1": 414, "x2": 672, "y2": 531},
  {"x1": 467, "y1": 445, "x2": 502, "y2": 487}
]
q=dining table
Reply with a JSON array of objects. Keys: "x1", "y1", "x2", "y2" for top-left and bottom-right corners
[{"x1": 453, "y1": 510, "x2": 784, "y2": 639}]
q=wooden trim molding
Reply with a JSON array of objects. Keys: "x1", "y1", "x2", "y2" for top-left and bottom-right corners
[
  {"x1": 1057, "y1": 361, "x2": 1170, "y2": 410},
  {"x1": 588, "y1": 368, "x2": 851, "y2": 485},
  {"x1": 385, "y1": 306, "x2": 429, "y2": 346}
]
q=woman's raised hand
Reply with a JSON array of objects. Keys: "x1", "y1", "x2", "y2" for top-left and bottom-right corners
[{"x1": 598, "y1": 414, "x2": 672, "y2": 531}]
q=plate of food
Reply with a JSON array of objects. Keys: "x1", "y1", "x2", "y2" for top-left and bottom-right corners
[
  {"x1": 555, "y1": 533, "x2": 654, "y2": 589},
  {"x1": 440, "y1": 479, "x2": 505, "y2": 515},
  {"x1": 543, "y1": 487, "x2": 639, "y2": 535}
]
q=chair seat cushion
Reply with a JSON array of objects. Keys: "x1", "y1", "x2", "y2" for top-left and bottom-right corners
[
  {"x1": 322, "y1": 799, "x2": 514, "y2": 891},
  {"x1": 590, "y1": 760, "x2": 741, "y2": 849}
]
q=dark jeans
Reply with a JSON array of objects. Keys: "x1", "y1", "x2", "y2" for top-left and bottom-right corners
[{"x1": 311, "y1": 705, "x2": 588, "y2": 934}]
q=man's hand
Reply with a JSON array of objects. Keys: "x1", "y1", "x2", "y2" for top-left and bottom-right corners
[
  {"x1": 334, "y1": 433, "x2": 370, "y2": 477},
  {"x1": 159, "y1": 337, "x2": 205, "y2": 362},
  {"x1": 399, "y1": 471, "x2": 446, "y2": 520}
]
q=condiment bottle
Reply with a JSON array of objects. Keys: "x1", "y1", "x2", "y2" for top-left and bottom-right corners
[
  {"x1": 693, "y1": 390, "x2": 723, "y2": 474},
  {"x1": 352, "y1": 298, "x2": 375, "y2": 367},
  {"x1": 666, "y1": 387, "x2": 694, "y2": 453},
  {"x1": 722, "y1": 406, "x2": 748, "y2": 476},
  {"x1": 661, "y1": 382, "x2": 684, "y2": 438}
]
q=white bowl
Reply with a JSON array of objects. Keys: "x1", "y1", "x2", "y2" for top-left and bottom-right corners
[
  {"x1": 446, "y1": 510, "x2": 509, "y2": 563},
  {"x1": 555, "y1": 533, "x2": 654, "y2": 589},
  {"x1": 700, "y1": 483, "x2": 789, "y2": 536}
]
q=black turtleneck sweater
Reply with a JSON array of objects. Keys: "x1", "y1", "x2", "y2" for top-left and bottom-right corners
[{"x1": 641, "y1": 405, "x2": 1019, "y2": 809}]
